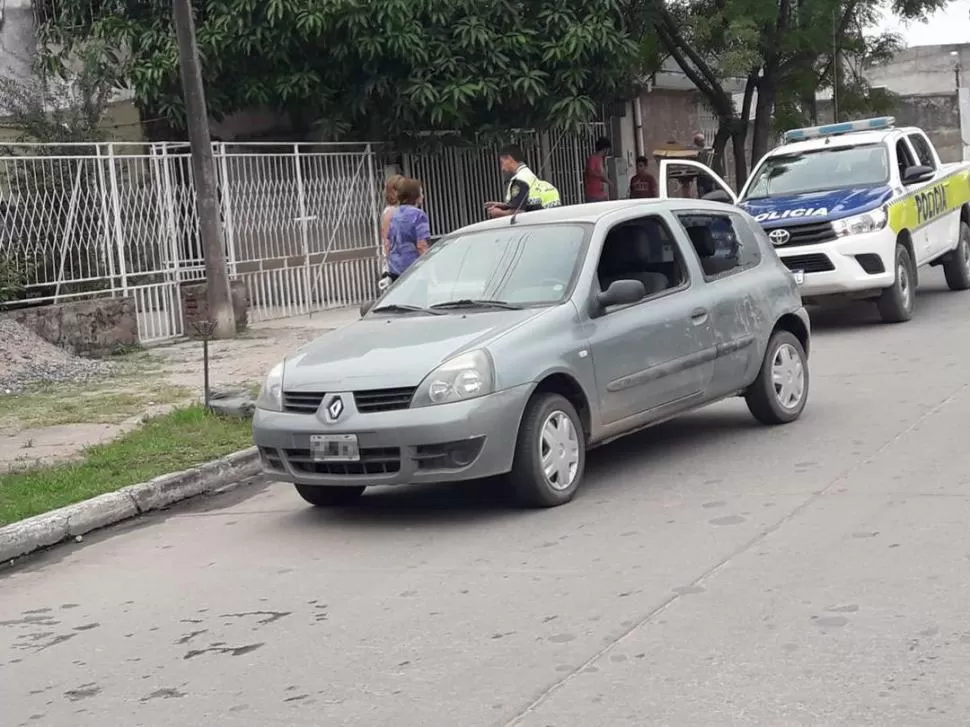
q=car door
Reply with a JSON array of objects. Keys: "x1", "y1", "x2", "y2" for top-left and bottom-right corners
[
  {"x1": 669, "y1": 208, "x2": 767, "y2": 398},
  {"x1": 906, "y1": 130, "x2": 955, "y2": 259},
  {"x1": 585, "y1": 214, "x2": 717, "y2": 429},
  {"x1": 894, "y1": 136, "x2": 934, "y2": 264},
  {"x1": 658, "y1": 159, "x2": 738, "y2": 204}
]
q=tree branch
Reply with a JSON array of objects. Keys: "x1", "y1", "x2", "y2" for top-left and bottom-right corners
[{"x1": 655, "y1": 7, "x2": 731, "y2": 114}]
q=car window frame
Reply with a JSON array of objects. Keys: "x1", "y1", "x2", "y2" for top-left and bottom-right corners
[
  {"x1": 378, "y1": 221, "x2": 595, "y2": 310},
  {"x1": 587, "y1": 213, "x2": 694, "y2": 318},
  {"x1": 906, "y1": 132, "x2": 937, "y2": 170},
  {"x1": 672, "y1": 209, "x2": 763, "y2": 283}
]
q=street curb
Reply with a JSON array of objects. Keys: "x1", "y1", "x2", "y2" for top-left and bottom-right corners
[{"x1": 0, "y1": 446, "x2": 260, "y2": 564}]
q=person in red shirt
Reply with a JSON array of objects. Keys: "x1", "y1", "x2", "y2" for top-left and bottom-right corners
[
  {"x1": 583, "y1": 137, "x2": 612, "y2": 203},
  {"x1": 629, "y1": 156, "x2": 658, "y2": 199}
]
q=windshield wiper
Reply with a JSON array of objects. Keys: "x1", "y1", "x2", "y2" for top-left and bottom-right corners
[
  {"x1": 370, "y1": 303, "x2": 444, "y2": 315},
  {"x1": 430, "y1": 299, "x2": 524, "y2": 310}
]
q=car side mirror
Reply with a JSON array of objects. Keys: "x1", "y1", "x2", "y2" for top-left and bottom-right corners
[
  {"x1": 596, "y1": 279, "x2": 646, "y2": 310},
  {"x1": 359, "y1": 299, "x2": 374, "y2": 317},
  {"x1": 902, "y1": 165, "x2": 934, "y2": 185},
  {"x1": 702, "y1": 189, "x2": 732, "y2": 203}
]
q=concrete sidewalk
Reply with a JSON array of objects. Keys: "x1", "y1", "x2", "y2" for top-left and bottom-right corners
[{"x1": 1, "y1": 306, "x2": 359, "y2": 471}]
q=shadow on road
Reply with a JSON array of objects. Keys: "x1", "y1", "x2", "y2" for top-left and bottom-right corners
[
  {"x1": 283, "y1": 405, "x2": 762, "y2": 528},
  {"x1": 808, "y1": 281, "x2": 956, "y2": 333}
]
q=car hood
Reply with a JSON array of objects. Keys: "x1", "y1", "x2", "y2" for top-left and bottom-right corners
[
  {"x1": 739, "y1": 186, "x2": 893, "y2": 226},
  {"x1": 282, "y1": 308, "x2": 544, "y2": 391}
]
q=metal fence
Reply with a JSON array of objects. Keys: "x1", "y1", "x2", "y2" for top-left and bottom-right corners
[
  {"x1": 401, "y1": 123, "x2": 611, "y2": 236},
  {"x1": 0, "y1": 125, "x2": 608, "y2": 344}
]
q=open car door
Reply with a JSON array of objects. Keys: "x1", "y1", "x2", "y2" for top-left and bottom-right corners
[{"x1": 658, "y1": 159, "x2": 737, "y2": 204}]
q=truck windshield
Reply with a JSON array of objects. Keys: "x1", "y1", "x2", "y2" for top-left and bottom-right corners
[{"x1": 743, "y1": 144, "x2": 890, "y2": 200}]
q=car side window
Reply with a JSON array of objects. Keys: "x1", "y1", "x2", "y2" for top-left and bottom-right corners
[
  {"x1": 895, "y1": 139, "x2": 916, "y2": 178},
  {"x1": 595, "y1": 215, "x2": 690, "y2": 309},
  {"x1": 674, "y1": 212, "x2": 761, "y2": 281},
  {"x1": 907, "y1": 133, "x2": 936, "y2": 170}
]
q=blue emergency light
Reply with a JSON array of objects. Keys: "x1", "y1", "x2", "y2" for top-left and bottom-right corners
[{"x1": 782, "y1": 116, "x2": 896, "y2": 143}]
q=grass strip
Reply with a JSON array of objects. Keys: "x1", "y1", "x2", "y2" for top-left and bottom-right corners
[{"x1": 0, "y1": 406, "x2": 253, "y2": 527}]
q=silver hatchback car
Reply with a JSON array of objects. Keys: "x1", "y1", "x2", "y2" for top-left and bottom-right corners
[{"x1": 253, "y1": 199, "x2": 810, "y2": 508}]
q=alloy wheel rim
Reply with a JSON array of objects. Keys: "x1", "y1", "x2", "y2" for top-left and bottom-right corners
[
  {"x1": 898, "y1": 261, "x2": 911, "y2": 310},
  {"x1": 771, "y1": 343, "x2": 805, "y2": 410},
  {"x1": 539, "y1": 410, "x2": 580, "y2": 491}
]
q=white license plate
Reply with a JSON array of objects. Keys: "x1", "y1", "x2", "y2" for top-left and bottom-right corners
[
  {"x1": 310, "y1": 434, "x2": 360, "y2": 462},
  {"x1": 792, "y1": 269, "x2": 805, "y2": 285}
]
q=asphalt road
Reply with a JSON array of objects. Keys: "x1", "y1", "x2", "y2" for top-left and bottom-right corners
[{"x1": 4, "y1": 268, "x2": 970, "y2": 727}]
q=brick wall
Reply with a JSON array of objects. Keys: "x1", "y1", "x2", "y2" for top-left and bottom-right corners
[{"x1": 637, "y1": 89, "x2": 703, "y2": 163}]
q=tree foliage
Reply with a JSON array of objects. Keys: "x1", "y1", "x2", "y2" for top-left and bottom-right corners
[
  {"x1": 37, "y1": 0, "x2": 641, "y2": 138},
  {"x1": 654, "y1": 0, "x2": 946, "y2": 185}
]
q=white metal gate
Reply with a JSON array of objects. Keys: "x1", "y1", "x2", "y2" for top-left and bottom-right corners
[
  {"x1": 0, "y1": 128, "x2": 609, "y2": 344},
  {"x1": 0, "y1": 141, "x2": 384, "y2": 342}
]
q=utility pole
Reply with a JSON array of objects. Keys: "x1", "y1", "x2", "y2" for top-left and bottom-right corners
[
  {"x1": 832, "y1": 10, "x2": 840, "y2": 124},
  {"x1": 172, "y1": 0, "x2": 236, "y2": 338}
]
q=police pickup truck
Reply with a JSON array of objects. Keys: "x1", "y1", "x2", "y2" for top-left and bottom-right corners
[{"x1": 658, "y1": 117, "x2": 970, "y2": 323}]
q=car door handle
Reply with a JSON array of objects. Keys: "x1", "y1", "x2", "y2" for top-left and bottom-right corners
[{"x1": 690, "y1": 308, "x2": 709, "y2": 324}]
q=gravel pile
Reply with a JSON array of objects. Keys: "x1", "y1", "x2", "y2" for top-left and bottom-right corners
[{"x1": 0, "y1": 318, "x2": 118, "y2": 394}]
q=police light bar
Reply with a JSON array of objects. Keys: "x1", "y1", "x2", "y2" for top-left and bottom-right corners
[{"x1": 782, "y1": 116, "x2": 896, "y2": 143}]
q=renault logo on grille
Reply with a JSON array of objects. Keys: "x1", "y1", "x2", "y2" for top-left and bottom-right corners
[
  {"x1": 768, "y1": 228, "x2": 791, "y2": 247},
  {"x1": 326, "y1": 396, "x2": 344, "y2": 421}
]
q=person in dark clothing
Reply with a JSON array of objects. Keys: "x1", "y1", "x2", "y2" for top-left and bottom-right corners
[
  {"x1": 629, "y1": 156, "x2": 658, "y2": 199},
  {"x1": 693, "y1": 131, "x2": 715, "y2": 197}
]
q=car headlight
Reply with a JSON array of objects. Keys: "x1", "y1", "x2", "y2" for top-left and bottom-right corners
[
  {"x1": 255, "y1": 361, "x2": 284, "y2": 411},
  {"x1": 833, "y1": 206, "x2": 888, "y2": 237},
  {"x1": 412, "y1": 349, "x2": 495, "y2": 407}
]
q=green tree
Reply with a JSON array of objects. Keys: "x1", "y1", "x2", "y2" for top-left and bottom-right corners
[
  {"x1": 38, "y1": 0, "x2": 641, "y2": 139},
  {"x1": 653, "y1": 0, "x2": 944, "y2": 186}
]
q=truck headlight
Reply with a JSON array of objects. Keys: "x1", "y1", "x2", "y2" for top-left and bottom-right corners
[
  {"x1": 256, "y1": 361, "x2": 284, "y2": 411},
  {"x1": 412, "y1": 350, "x2": 495, "y2": 407},
  {"x1": 833, "y1": 207, "x2": 888, "y2": 237}
]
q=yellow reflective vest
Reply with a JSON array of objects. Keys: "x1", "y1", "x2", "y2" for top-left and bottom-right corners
[{"x1": 505, "y1": 165, "x2": 562, "y2": 210}]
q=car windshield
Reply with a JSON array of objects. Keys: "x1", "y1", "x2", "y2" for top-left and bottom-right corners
[
  {"x1": 373, "y1": 223, "x2": 589, "y2": 312},
  {"x1": 743, "y1": 144, "x2": 889, "y2": 199}
]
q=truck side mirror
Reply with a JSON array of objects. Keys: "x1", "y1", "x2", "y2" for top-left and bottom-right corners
[{"x1": 902, "y1": 165, "x2": 934, "y2": 185}]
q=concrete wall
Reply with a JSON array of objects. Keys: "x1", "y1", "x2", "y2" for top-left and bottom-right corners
[
  {"x1": 0, "y1": 0, "x2": 35, "y2": 87},
  {"x1": 867, "y1": 44, "x2": 966, "y2": 97},
  {"x1": 1, "y1": 296, "x2": 139, "y2": 357},
  {"x1": 817, "y1": 95, "x2": 962, "y2": 164}
]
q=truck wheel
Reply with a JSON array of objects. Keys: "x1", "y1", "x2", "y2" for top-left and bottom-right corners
[
  {"x1": 877, "y1": 243, "x2": 915, "y2": 323},
  {"x1": 294, "y1": 484, "x2": 365, "y2": 507},
  {"x1": 745, "y1": 331, "x2": 809, "y2": 425},
  {"x1": 943, "y1": 221, "x2": 970, "y2": 291},
  {"x1": 509, "y1": 393, "x2": 585, "y2": 508}
]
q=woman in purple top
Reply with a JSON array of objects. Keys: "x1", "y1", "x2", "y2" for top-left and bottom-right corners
[{"x1": 386, "y1": 178, "x2": 430, "y2": 280}]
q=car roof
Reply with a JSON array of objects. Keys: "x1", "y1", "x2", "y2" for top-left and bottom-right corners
[
  {"x1": 453, "y1": 199, "x2": 742, "y2": 235},
  {"x1": 769, "y1": 126, "x2": 922, "y2": 156}
]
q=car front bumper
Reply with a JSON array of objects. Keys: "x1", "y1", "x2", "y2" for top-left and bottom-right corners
[
  {"x1": 252, "y1": 385, "x2": 532, "y2": 487},
  {"x1": 777, "y1": 229, "x2": 895, "y2": 297}
]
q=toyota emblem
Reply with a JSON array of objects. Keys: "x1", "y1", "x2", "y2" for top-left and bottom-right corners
[
  {"x1": 326, "y1": 396, "x2": 344, "y2": 421},
  {"x1": 767, "y1": 228, "x2": 791, "y2": 247}
]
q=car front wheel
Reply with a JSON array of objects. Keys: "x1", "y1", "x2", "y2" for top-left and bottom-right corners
[
  {"x1": 877, "y1": 243, "x2": 916, "y2": 323},
  {"x1": 509, "y1": 393, "x2": 585, "y2": 508},
  {"x1": 294, "y1": 484, "x2": 365, "y2": 507},
  {"x1": 745, "y1": 330, "x2": 809, "y2": 425}
]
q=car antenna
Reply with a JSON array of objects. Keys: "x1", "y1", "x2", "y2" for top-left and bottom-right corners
[{"x1": 509, "y1": 189, "x2": 528, "y2": 225}]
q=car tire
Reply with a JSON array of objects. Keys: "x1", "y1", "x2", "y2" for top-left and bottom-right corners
[
  {"x1": 294, "y1": 484, "x2": 365, "y2": 507},
  {"x1": 877, "y1": 243, "x2": 916, "y2": 323},
  {"x1": 745, "y1": 330, "x2": 809, "y2": 425},
  {"x1": 943, "y1": 221, "x2": 970, "y2": 291},
  {"x1": 509, "y1": 393, "x2": 585, "y2": 508}
]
